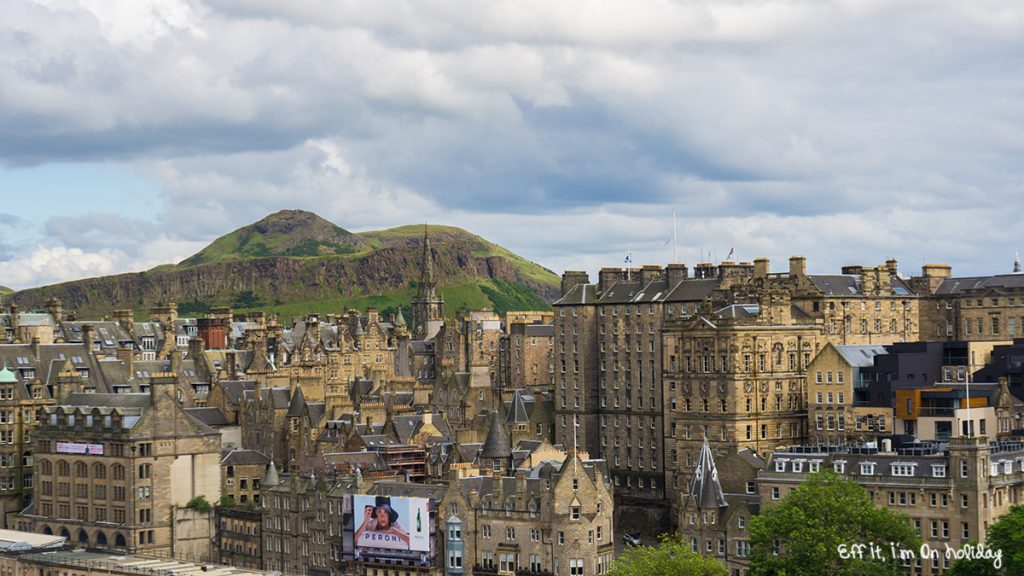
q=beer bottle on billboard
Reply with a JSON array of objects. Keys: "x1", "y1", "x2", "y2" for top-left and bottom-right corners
[{"x1": 416, "y1": 508, "x2": 422, "y2": 532}]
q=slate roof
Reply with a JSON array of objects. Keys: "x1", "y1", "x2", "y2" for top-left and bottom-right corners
[
  {"x1": 688, "y1": 437, "x2": 728, "y2": 509},
  {"x1": 662, "y1": 277, "x2": 719, "y2": 302},
  {"x1": 221, "y1": 449, "x2": 272, "y2": 466},
  {"x1": 506, "y1": 389, "x2": 531, "y2": 424},
  {"x1": 480, "y1": 410, "x2": 512, "y2": 459},
  {"x1": 835, "y1": 345, "x2": 889, "y2": 368},
  {"x1": 186, "y1": 407, "x2": 229, "y2": 427},
  {"x1": 934, "y1": 273, "x2": 1024, "y2": 296},
  {"x1": 552, "y1": 284, "x2": 598, "y2": 306},
  {"x1": 323, "y1": 451, "x2": 390, "y2": 473},
  {"x1": 596, "y1": 281, "x2": 644, "y2": 304},
  {"x1": 287, "y1": 385, "x2": 307, "y2": 418}
]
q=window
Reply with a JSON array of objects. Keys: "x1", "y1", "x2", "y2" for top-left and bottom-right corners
[
  {"x1": 570, "y1": 559, "x2": 584, "y2": 576},
  {"x1": 447, "y1": 550, "x2": 463, "y2": 569},
  {"x1": 771, "y1": 487, "x2": 780, "y2": 500},
  {"x1": 571, "y1": 505, "x2": 581, "y2": 520},
  {"x1": 860, "y1": 463, "x2": 875, "y2": 475},
  {"x1": 891, "y1": 464, "x2": 915, "y2": 477}
]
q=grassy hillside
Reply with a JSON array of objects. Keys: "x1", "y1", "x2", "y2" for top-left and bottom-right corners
[
  {"x1": 175, "y1": 277, "x2": 550, "y2": 320},
  {"x1": 180, "y1": 209, "x2": 368, "y2": 266},
  {"x1": 359, "y1": 224, "x2": 557, "y2": 287},
  {"x1": 9, "y1": 210, "x2": 560, "y2": 318}
]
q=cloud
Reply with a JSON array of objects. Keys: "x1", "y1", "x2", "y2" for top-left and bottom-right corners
[
  {"x1": 0, "y1": 242, "x2": 199, "y2": 290},
  {"x1": 4, "y1": 0, "x2": 1024, "y2": 287}
]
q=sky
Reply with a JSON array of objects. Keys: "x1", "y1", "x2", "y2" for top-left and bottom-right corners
[{"x1": 2, "y1": 0, "x2": 1024, "y2": 291}]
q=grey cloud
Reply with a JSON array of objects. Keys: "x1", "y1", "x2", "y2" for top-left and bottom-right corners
[
  {"x1": 44, "y1": 213, "x2": 159, "y2": 255},
  {"x1": 3, "y1": 0, "x2": 1024, "y2": 283}
]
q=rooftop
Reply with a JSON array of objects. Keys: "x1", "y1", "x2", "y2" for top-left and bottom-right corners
[{"x1": 18, "y1": 550, "x2": 276, "y2": 576}]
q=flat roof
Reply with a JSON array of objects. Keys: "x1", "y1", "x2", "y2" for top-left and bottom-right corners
[
  {"x1": 0, "y1": 529, "x2": 65, "y2": 551},
  {"x1": 19, "y1": 551, "x2": 276, "y2": 576}
]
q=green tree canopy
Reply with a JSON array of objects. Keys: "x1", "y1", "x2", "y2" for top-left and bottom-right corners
[
  {"x1": 608, "y1": 534, "x2": 726, "y2": 576},
  {"x1": 749, "y1": 470, "x2": 920, "y2": 576},
  {"x1": 948, "y1": 503, "x2": 1024, "y2": 575}
]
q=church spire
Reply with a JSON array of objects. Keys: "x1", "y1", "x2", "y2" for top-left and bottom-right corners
[
  {"x1": 421, "y1": 224, "x2": 435, "y2": 289},
  {"x1": 412, "y1": 223, "x2": 444, "y2": 338}
]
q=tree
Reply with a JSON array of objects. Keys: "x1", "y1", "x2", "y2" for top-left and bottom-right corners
[
  {"x1": 608, "y1": 534, "x2": 726, "y2": 576},
  {"x1": 749, "y1": 470, "x2": 920, "y2": 576},
  {"x1": 948, "y1": 504, "x2": 1024, "y2": 575}
]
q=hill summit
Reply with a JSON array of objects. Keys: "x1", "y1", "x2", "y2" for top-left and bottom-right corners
[
  {"x1": 6, "y1": 210, "x2": 560, "y2": 318},
  {"x1": 180, "y1": 210, "x2": 366, "y2": 266}
]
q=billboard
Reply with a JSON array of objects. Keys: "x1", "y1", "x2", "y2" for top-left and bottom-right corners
[
  {"x1": 352, "y1": 495, "x2": 430, "y2": 561},
  {"x1": 56, "y1": 442, "x2": 104, "y2": 455}
]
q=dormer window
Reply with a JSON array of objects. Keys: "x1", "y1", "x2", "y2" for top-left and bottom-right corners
[
  {"x1": 860, "y1": 462, "x2": 875, "y2": 475},
  {"x1": 890, "y1": 463, "x2": 916, "y2": 477},
  {"x1": 775, "y1": 458, "x2": 788, "y2": 472},
  {"x1": 571, "y1": 506, "x2": 581, "y2": 521},
  {"x1": 834, "y1": 460, "x2": 846, "y2": 474}
]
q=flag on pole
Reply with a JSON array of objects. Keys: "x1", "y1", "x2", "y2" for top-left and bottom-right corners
[
  {"x1": 624, "y1": 253, "x2": 632, "y2": 264},
  {"x1": 727, "y1": 246, "x2": 735, "y2": 260}
]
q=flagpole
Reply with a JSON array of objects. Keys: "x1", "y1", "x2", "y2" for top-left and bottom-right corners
[{"x1": 627, "y1": 246, "x2": 631, "y2": 282}]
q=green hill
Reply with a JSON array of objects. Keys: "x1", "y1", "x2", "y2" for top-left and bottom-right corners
[{"x1": 8, "y1": 210, "x2": 560, "y2": 318}]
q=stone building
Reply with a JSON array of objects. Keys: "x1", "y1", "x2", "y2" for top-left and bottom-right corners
[
  {"x1": 217, "y1": 505, "x2": 264, "y2": 570},
  {"x1": 552, "y1": 266, "x2": 680, "y2": 524},
  {"x1": 442, "y1": 450, "x2": 615, "y2": 576},
  {"x1": 758, "y1": 436, "x2": 1024, "y2": 576},
  {"x1": 25, "y1": 373, "x2": 221, "y2": 555},
  {"x1": 676, "y1": 438, "x2": 763, "y2": 576},
  {"x1": 260, "y1": 470, "x2": 349, "y2": 576},
  {"x1": 221, "y1": 449, "x2": 271, "y2": 506},
  {"x1": 737, "y1": 257, "x2": 920, "y2": 346},
  {"x1": 910, "y1": 264, "x2": 1024, "y2": 342},
  {"x1": 805, "y1": 343, "x2": 892, "y2": 445},
  {"x1": 501, "y1": 321, "x2": 553, "y2": 395},
  {"x1": 662, "y1": 308, "x2": 822, "y2": 515},
  {"x1": 0, "y1": 363, "x2": 55, "y2": 527}
]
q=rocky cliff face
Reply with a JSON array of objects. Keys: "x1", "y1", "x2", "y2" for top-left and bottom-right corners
[{"x1": 8, "y1": 241, "x2": 559, "y2": 315}]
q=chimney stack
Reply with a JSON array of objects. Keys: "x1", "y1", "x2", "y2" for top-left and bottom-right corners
[
  {"x1": 753, "y1": 257, "x2": 770, "y2": 279},
  {"x1": 81, "y1": 324, "x2": 95, "y2": 352},
  {"x1": 665, "y1": 263, "x2": 688, "y2": 286},
  {"x1": 560, "y1": 271, "x2": 590, "y2": 296},
  {"x1": 788, "y1": 256, "x2": 807, "y2": 277}
]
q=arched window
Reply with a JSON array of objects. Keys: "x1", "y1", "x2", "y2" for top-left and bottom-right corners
[
  {"x1": 57, "y1": 461, "x2": 69, "y2": 476},
  {"x1": 77, "y1": 530, "x2": 88, "y2": 544},
  {"x1": 60, "y1": 528, "x2": 70, "y2": 539},
  {"x1": 112, "y1": 465, "x2": 125, "y2": 480},
  {"x1": 93, "y1": 463, "x2": 106, "y2": 479},
  {"x1": 42, "y1": 526, "x2": 53, "y2": 535},
  {"x1": 115, "y1": 533, "x2": 126, "y2": 547},
  {"x1": 96, "y1": 531, "x2": 107, "y2": 546},
  {"x1": 75, "y1": 462, "x2": 88, "y2": 478},
  {"x1": 40, "y1": 460, "x2": 52, "y2": 475}
]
